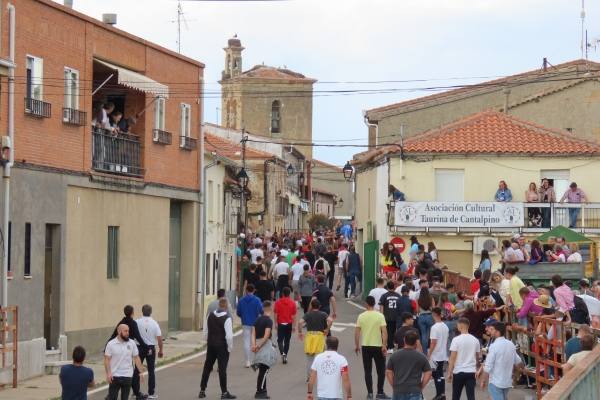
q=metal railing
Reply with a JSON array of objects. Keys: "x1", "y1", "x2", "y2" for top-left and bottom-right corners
[
  {"x1": 152, "y1": 129, "x2": 172, "y2": 145},
  {"x1": 180, "y1": 135, "x2": 197, "y2": 150},
  {"x1": 92, "y1": 127, "x2": 143, "y2": 177},
  {"x1": 62, "y1": 108, "x2": 86, "y2": 126},
  {"x1": 24, "y1": 97, "x2": 51, "y2": 118}
]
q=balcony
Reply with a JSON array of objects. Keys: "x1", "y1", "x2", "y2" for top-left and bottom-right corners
[
  {"x1": 388, "y1": 201, "x2": 600, "y2": 234},
  {"x1": 180, "y1": 135, "x2": 197, "y2": 151},
  {"x1": 24, "y1": 97, "x2": 51, "y2": 118},
  {"x1": 152, "y1": 129, "x2": 172, "y2": 145},
  {"x1": 91, "y1": 127, "x2": 143, "y2": 177},
  {"x1": 62, "y1": 108, "x2": 87, "y2": 126}
]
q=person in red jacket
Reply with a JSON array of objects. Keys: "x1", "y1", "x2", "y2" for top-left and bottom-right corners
[{"x1": 274, "y1": 287, "x2": 297, "y2": 364}]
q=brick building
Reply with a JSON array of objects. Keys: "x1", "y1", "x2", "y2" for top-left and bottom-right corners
[{"x1": 0, "y1": 0, "x2": 203, "y2": 380}]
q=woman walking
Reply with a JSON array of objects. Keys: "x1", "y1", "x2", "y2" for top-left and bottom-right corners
[{"x1": 417, "y1": 287, "x2": 434, "y2": 354}]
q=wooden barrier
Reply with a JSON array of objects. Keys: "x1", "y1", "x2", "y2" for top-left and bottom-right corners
[
  {"x1": 0, "y1": 306, "x2": 17, "y2": 388},
  {"x1": 442, "y1": 269, "x2": 472, "y2": 294}
]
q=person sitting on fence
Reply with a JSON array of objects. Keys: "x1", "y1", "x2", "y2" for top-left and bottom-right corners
[{"x1": 562, "y1": 334, "x2": 595, "y2": 373}]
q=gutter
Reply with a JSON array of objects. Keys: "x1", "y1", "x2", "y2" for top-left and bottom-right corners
[{"x1": 362, "y1": 110, "x2": 378, "y2": 147}]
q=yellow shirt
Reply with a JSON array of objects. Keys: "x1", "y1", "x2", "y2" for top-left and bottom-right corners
[
  {"x1": 510, "y1": 276, "x2": 525, "y2": 308},
  {"x1": 356, "y1": 310, "x2": 387, "y2": 347}
]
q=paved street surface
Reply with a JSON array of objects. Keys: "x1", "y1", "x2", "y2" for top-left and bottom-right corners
[{"x1": 89, "y1": 296, "x2": 535, "y2": 400}]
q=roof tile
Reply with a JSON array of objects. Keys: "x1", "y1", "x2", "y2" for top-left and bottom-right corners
[{"x1": 204, "y1": 133, "x2": 276, "y2": 160}]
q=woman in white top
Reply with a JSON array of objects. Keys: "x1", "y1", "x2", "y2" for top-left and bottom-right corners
[
  {"x1": 491, "y1": 271, "x2": 510, "y2": 305},
  {"x1": 567, "y1": 243, "x2": 583, "y2": 263},
  {"x1": 428, "y1": 241, "x2": 438, "y2": 262}
]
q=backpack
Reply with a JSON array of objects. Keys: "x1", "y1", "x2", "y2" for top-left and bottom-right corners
[{"x1": 571, "y1": 295, "x2": 590, "y2": 325}]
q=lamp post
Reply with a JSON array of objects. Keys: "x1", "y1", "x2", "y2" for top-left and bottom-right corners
[
  {"x1": 286, "y1": 163, "x2": 295, "y2": 176},
  {"x1": 236, "y1": 167, "x2": 249, "y2": 234},
  {"x1": 342, "y1": 161, "x2": 354, "y2": 181}
]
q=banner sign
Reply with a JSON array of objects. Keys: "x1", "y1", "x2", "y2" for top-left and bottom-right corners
[{"x1": 393, "y1": 201, "x2": 524, "y2": 228}]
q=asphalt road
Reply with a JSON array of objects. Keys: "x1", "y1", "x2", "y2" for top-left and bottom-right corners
[{"x1": 89, "y1": 295, "x2": 535, "y2": 400}]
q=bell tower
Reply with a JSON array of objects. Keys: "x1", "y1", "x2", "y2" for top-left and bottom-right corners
[{"x1": 222, "y1": 35, "x2": 244, "y2": 80}]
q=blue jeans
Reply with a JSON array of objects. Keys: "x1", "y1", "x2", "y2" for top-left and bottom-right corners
[
  {"x1": 417, "y1": 313, "x2": 433, "y2": 354},
  {"x1": 569, "y1": 207, "x2": 580, "y2": 228},
  {"x1": 345, "y1": 273, "x2": 358, "y2": 297},
  {"x1": 392, "y1": 393, "x2": 422, "y2": 400},
  {"x1": 488, "y1": 383, "x2": 510, "y2": 400}
]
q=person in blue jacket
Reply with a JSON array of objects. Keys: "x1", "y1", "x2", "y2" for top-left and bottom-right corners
[
  {"x1": 237, "y1": 284, "x2": 263, "y2": 368},
  {"x1": 494, "y1": 180, "x2": 513, "y2": 202}
]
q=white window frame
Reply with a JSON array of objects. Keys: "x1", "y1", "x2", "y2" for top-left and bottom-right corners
[
  {"x1": 63, "y1": 67, "x2": 79, "y2": 110},
  {"x1": 155, "y1": 97, "x2": 166, "y2": 131},
  {"x1": 180, "y1": 103, "x2": 191, "y2": 138},
  {"x1": 435, "y1": 169, "x2": 465, "y2": 201},
  {"x1": 26, "y1": 55, "x2": 44, "y2": 101}
]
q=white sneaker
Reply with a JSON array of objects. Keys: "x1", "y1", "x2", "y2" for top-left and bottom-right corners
[
  {"x1": 147, "y1": 395, "x2": 158, "y2": 399},
  {"x1": 245, "y1": 360, "x2": 251, "y2": 368}
]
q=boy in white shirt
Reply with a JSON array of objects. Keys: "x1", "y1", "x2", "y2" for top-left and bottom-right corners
[
  {"x1": 447, "y1": 318, "x2": 480, "y2": 400},
  {"x1": 428, "y1": 307, "x2": 449, "y2": 400}
]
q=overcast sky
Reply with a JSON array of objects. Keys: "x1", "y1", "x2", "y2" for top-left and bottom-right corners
[{"x1": 64, "y1": 0, "x2": 600, "y2": 166}]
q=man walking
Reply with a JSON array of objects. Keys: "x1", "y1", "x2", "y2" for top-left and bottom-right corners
[
  {"x1": 273, "y1": 255, "x2": 291, "y2": 299},
  {"x1": 274, "y1": 287, "x2": 297, "y2": 364},
  {"x1": 133, "y1": 305, "x2": 163, "y2": 399},
  {"x1": 477, "y1": 322, "x2": 523, "y2": 400},
  {"x1": 104, "y1": 324, "x2": 145, "y2": 400},
  {"x1": 428, "y1": 307, "x2": 449, "y2": 400},
  {"x1": 307, "y1": 336, "x2": 352, "y2": 400},
  {"x1": 237, "y1": 284, "x2": 264, "y2": 368},
  {"x1": 355, "y1": 296, "x2": 390, "y2": 399},
  {"x1": 386, "y1": 330, "x2": 432, "y2": 400},
  {"x1": 447, "y1": 318, "x2": 480, "y2": 400},
  {"x1": 344, "y1": 246, "x2": 362, "y2": 298},
  {"x1": 199, "y1": 298, "x2": 236, "y2": 399},
  {"x1": 379, "y1": 281, "x2": 402, "y2": 351},
  {"x1": 59, "y1": 346, "x2": 95, "y2": 400},
  {"x1": 298, "y1": 299, "x2": 333, "y2": 380},
  {"x1": 369, "y1": 278, "x2": 387, "y2": 312},
  {"x1": 312, "y1": 274, "x2": 337, "y2": 319}
]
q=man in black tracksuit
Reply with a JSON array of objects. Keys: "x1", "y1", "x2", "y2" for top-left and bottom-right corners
[
  {"x1": 199, "y1": 298, "x2": 236, "y2": 399},
  {"x1": 379, "y1": 281, "x2": 402, "y2": 350}
]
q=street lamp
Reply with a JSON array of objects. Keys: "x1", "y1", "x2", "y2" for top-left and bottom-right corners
[
  {"x1": 286, "y1": 163, "x2": 295, "y2": 176},
  {"x1": 236, "y1": 167, "x2": 249, "y2": 188},
  {"x1": 342, "y1": 161, "x2": 354, "y2": 181},
  {"x1": 337, "y1": 197, "x2": 344, "y2": 208}
]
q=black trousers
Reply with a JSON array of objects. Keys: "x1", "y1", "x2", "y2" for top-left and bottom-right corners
[
  {"x1": 361, "y1": 346, "x2": 386, "y2": 395},
  {"x1": 301, "y1": 296, "x2": 312, "y2": 313},
  {"x1": 452, "y1": 372, "x2": 475, "y2": 400},
  {"x1": 132, "y1": 345, "x2": 156, "y2": 396},
  {"x1": 385, "y1": 320, "x2": 396, "y2": 350},
  {"x1": 200, "y1": 344, "x2": 230, "y2": 393},
  {"x1": 432, "y1": 361, "x2": 445, "y2": 397},
  {"x1": 276, "y1": 275, "x2": 289, "y2": 298},
  {"x1": 327, "y1": 270, "x2": 335, "y2": 289},
  {"x1": 277, "y1": 324, "x2": 292, "y2": 355},
  {"x1": 107, "y1": 376, "x2": 132, "y2": 400},
  {"x1": 257, "y1": 364, "x2": 269, "y2": 393}
]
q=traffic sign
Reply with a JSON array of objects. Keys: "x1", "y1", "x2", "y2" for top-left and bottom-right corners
[{"x1": 390, "y1": 237, "x2": 406, "y2": 253}]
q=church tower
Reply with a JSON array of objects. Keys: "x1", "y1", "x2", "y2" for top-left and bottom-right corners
[{"x1": 219, "y1": 36, "x2": 316, "y2": 159}]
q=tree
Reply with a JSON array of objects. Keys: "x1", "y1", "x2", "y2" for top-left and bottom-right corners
[{"x1": 307, "y1": 214, "x2": 336, "y2": 231}]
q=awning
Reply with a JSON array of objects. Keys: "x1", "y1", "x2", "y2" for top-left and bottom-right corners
[
  {"x1": 287, "y1": 193, "x2": 301, "y2": 206},
  {"x1": 94, "y1": 59, "x2": 169, "y2": 98}
]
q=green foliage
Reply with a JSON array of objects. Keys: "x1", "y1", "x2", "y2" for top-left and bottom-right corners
[{"x1": 307, "y1": 213, "x2": 336, "y2": 230}]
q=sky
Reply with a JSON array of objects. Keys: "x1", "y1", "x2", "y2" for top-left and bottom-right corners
[{"x1": 62, "y1": 0, "x2": 600, "y2": 166}]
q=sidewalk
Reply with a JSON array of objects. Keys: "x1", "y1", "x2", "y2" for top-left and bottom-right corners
[{"x1": 0, "y1": 331, "x2": 207, "y2": 400}]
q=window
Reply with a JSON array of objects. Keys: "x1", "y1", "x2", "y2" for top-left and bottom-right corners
[
  {"x1": 26, "y1": 56, "x2": 43, "y2": 100},
  {"x1": 435, "y1": 169, "x2": 464, "y2": 201},
  {"x1": 24, "y1": 223, "x2": 31, "y2": 276},
  {"x1": 64, "y1": 67, "x2": 79, "y2": 110},
  {"x1": 180, "y1": 103, "x2": 191, "y2": 137},
  {"x1": 271, "y1": 100, "x2": 281, "y2": 134},
  {"x1": 208, "y1": 180, "x2": 214, "y2": 222},
  {"x1": 541, "y1": 170, "x2": 570, "y2": 199},
  {"x1": 155, "y1": 97, "x2": 166, "y2": 130},
  {"x1": 107, "y1": 226, "x2": 119, "y2": 279}
]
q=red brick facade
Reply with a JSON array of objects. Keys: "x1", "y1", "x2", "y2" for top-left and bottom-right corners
[{"x1": 0, "y1": 0, "x2": 203, "y2": 190}]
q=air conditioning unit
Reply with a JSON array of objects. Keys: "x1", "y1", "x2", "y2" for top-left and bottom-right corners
[{"x1": 473, "y1": 236, "x2": 498, "y2": 255}]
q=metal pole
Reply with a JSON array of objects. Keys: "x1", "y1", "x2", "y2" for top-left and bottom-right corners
[{"x1": 241, "y1": 128, "x2": 248, "y2": 232}]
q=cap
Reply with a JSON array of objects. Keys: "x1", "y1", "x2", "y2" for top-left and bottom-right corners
[{"x1": 484, "y1": 317, "x2": 498, "y2": 326}]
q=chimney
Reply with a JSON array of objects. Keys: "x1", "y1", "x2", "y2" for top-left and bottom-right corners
[{"x1": 102, "y1": 13, "x2": 117, "y2": 26}]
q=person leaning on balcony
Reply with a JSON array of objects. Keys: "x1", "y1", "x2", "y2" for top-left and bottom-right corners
[
  {"x1": 118, "y1": 115, "x2": 137, "y2": 134},
  {"x1": 562, "y1": 334, "x2": 595, "y2": 373},
  {"x1": 109, "y1": 110, "x2": 123, "y2": 135},
  {"x1": 525, "y1": 182, "x2": 542, "y2": 227},
  {"x1": 538, "y1": 179, "x2": 556, "y2": 228},
  {"x1": 494, "y1": 180, "x2": 512, "y2": 202},
  {"x1": 560, "y1": 182, "x2": 588, "y2": 228}
]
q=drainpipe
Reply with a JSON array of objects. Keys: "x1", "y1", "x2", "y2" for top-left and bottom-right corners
[
  {"x1": 253, "y1": 158, "x2": 277, "y2": 226},
  {"x1": 197, "y1": 76, "x2": 205, "y2": 329},
  {"x1": 199, "y1": 159, "x2": 219, "y2": 329},
  {"x1": 2, "y1": 3, "x2": 16, "y2": 307},
  {"x1": 363, "y1": 111, "x2": 378, "y2": 147}
]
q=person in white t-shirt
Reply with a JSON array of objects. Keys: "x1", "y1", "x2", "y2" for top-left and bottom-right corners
[
  {"x1": 447, "y1": 318, "x2": 480, "y2": 400},
  {"x1": 428, "y1": 307, "x2": 449, "y2": 400},
  {"x1": 104, "y1": 324, "x2": 145, "y2": 400},
  {"x1": 134, "y1": 305, "x2": 163, "y2": 399},
  {"x1": 273, "y1": 256, "x2": 291, "y2": 299},
  {"x1": 290, "y1": 256, "x2": 305, "y2": 301},
  {"x1": 250, "y1": 244, "x2": 264, "y2": 264},
  {"x1": 308, "y1": 336, "x2": 352, "y2": 400},
  {"x1": 336, "y1": 244, "x2": 350, "y2": 292},
  {"x1": 368, "y1": 278, "x2": 388, "y2": 312}
]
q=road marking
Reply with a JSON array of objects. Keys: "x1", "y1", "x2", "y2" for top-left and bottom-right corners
[
  {"x1": 87, "y1": 330, "x2": 242, "y2": 395},
  {"x1": 332, "y1": 322, "x2": 357, "y2": 327},
  {"x1": 330, "y1": 326, "x2": 346, "y2": 332},
  {"x1": 347, "y1": 300, "x2": 366, "y2": 310}
]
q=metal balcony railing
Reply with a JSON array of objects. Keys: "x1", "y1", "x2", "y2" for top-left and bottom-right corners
[
  {"x1": 24, "y1": 97, "x2": 51, "y2": 118},
  {"x1": 152, "y1": 129, "x2": 172, "y2": 145},
  {"x1": 62, "y1": 108, "x2": 87, "y2": 126},
  {"x1": 389, "y1": 201, "x2": 600, "y2": 233},
  {"x1": 92, "y1": 127, "x2": 143, "y2": 177},
  {"x1": 180, "y1": 135, "x2": 197, "y2": 150}
]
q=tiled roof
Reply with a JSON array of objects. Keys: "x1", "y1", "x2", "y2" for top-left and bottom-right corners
[
  {"x1": 312, "y1": 159, "x2": 343, "y2": 171},
  {"x1": 237, "y1": 65, "x2": 316, "y2": 82},
  {"x1": 204, "y1": 134, "x2": 276, "y2": 160},
  {"x1": 402, "y1": 110, "x2": 600, "y2": 155},
  {"x1": 366, "y1": 59, "x2": 600, "y2": 117}
]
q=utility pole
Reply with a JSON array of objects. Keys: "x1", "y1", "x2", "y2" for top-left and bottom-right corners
[
  {"x1": 241, "y1": 128, "x2": 248, "y2": 232},
  {"x1": 177, "y1": 1, "x2": 183, "y2": 53}
]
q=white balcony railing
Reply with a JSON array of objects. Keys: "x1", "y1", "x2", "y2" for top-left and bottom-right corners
[{"x1": 388, "y1": 201, "x2": 600, "y2": 234}]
